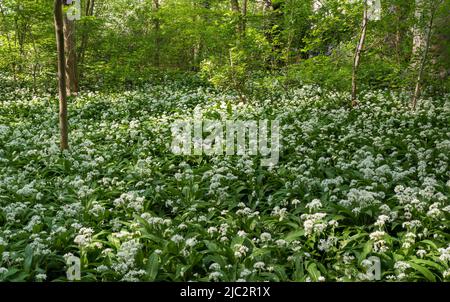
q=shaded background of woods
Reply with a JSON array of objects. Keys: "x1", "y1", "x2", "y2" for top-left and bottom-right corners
[{"x1": 0, "y1": 0, "x2": 449, "y2": 95}]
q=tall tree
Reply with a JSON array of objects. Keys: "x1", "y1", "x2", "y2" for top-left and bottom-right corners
[
  {"x1": 230, "y1": 0, "x2": 240, "y2": 13},
  {"x1": 63, "y1": 13, "x2": 78, "y2": 96},
  {"x1": 153, "y1": 0, "x2": 161, "y2": 67},
  {"x1": 0, "y1": 2, "x2": 16, "y2": 81},
  {"x1": 411, "y1": 0, "x2": 426, "y2": 65},
  {"x1": 230, "y1": 0, "x2": 242, "y2": 36},
  {"x1": 229, "y1": 0, "x2": 248, "y2": 37},
  {"x1": 411, "y1": 0, "x2": 443, "y2": 109},
  {"x1": 78, "y1": 0, "x2": 95, "y2": 79},
  {"x1": 241, "y1": 0, "x2": 248, "y2": 35},
  {"x1": 351, "y1": 0, "x2": 369, "y2": 107},
  {"x1": 54, "y1": 0, "x2": 69, "y2": 150}
]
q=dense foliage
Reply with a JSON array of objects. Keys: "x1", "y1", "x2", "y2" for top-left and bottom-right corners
[
  {"x1": 0, "y1": 74, "x2": 449, "y2": 281},
  {"x1": 1, "y1": 0, "x2": 449, "y2": 93},
  {"x1": 0, "y1": 0, "x2": 449, "y2": 283}
]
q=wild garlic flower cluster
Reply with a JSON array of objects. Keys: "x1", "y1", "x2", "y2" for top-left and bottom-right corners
[{"x1": 0, "y1": 78, "x2": 448, "y2": 281}]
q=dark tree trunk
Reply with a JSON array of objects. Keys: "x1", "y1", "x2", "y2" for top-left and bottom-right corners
[
  {"x1": 241, "y1": 0, "x2": 248, "y2": 35},
  {"x1": 54, "y1": 0, "x2": 69, "y2": 150}
]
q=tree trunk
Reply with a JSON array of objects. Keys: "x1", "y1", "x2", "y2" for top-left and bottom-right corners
[
  {"x1": 153, "y1": 0, "x2": 161, "y2": 67},
  {"x1": 351, "y1": 0, "x2": 369, "y2": 107},
  {"x1": 78, "y1": 0, "x2": 94, "y2": 78},
  {"x1": 230, "y1": 0, "x2": 240, "y2": 13},
  {"x1": 64, "y1": 14, "x2": 78, "y2": 96},
  {"x1": 395, "y1": 14, "x2": 401, "y2": 63},
  {"x1": 241, "y1": 0, "x2": 248, "y2": 35},
  {"x1": 85, "y1": 0, "x2": 95, "y2": 16},
  {"x1": 0, "y1": 3, "x2": 16, "y2": 82},
  {"x1": 29, "y1": 30, "x2": 40, "y2": 92},
  {"x1": 411, "y1": 0, "x2": 426, "y2": 66},
  {"x1": 192, "y1": 0, "x2": 211, "y2": 70},
  {"x1": 411, "y1": 0, "x2": 441, "y2": 110},
  {"x1": 230, "y1": 0, "x2": 242, "y2": 36},
  {"x1": 54, "y1": 0, "x2": 69, "y2": 150}
]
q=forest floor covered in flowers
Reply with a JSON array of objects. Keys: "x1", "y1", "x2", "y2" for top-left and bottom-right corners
[{"x1": 0, "y1": 79, "x2": 449, "y2": 281}]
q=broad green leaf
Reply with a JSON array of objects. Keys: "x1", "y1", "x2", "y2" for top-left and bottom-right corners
[
  {"x1": 146, "y1": 252, "x2": 160, "y2": 281},
  {"x1": 307, "y1": 262, "x2": 321, "y2": 282},
  {"x1": 408, "y1": 262, "x2": 436, "y2": 282}
]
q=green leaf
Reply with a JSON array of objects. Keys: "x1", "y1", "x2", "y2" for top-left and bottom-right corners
[
  {"x1": 340, "y1": 232, "x2": 367, "y2": 248},
  {"x1": 204, "y1": 240, "x2": 219, "y2": 253},
  {"x1": 284, "y1": 229, "x2": 305, "y2": 242},
  {"x1": 358, "y1": 240, "x2": 373, "y2": 264},
  {"x1": 307, "y1": 262, "x2": 321, "y2": 282},
  {"x1": 24, "y1": 245, "x2": 33, "y2": 273},
  {"x1": 419, "y1": 240, "x2": 438, "y2": 249},
  {"x1": 293, "y1": 256, "x2": 305, "y2": 281},
  {"x1": 409, "y1": 258, "x2": 443, "y2": 272},
  {"x1": 227, "y1": 101, "x2": 232, "y2": 116},
  {"x1": 408, "y1": 262, "x2": 436, "y2": 282},
  {"x1": 146, "y1": 252, "x2": 159, "y2": 281}
]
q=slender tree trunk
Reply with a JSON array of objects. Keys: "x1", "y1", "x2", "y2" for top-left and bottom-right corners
[
  {"x1": 153, "y1": 0, "x2": 161, "y2": 67},
  {"x1": 193, "y1": 0, "x2": 212, "y2": 70},
  {"x1": 14, "y1": 4, "x2": 29, "y2": 75},
  {"x1": 230, "y1": 0, "x2": 240, "y2": 13},
  {"x1": 241, "y1": 0, "x2": 248, "y2": 35},
  {"x1": 351, "y1": 0, "x2": 369, "y2": 107},
  {"x1": 29, "y1": 30, "x2": 40, "y2": 92},
  {"x1": 85, "y1": 0, "x2": 94, "y2": 16},
  {"x1": 229, "y1": 49, "x2": 247, "y2": 103},
  {"x1": 0, "y1": 3, "x2": 16, "y2": 82},
  {"x1": 411, "y1": 0, "x2": 426, "y2": 66},
  {"x1": 262, "y1": 0, "x2": 276, "y2": 67},
  {"x1": 78, "y1": 0, "x2": 94, "y2": 78},
  {"x1": 64, "y1": 14, "x2": 78, "y2": 96},
  {"x1": 411, "y1": 1, "x2": 441, "y2": 110},
  {"x1": 389, "y1": 4, "x2": 402, "y2": 64},
  {"x1": 230, "y1": 0, "x2": 242, "y2": 36},
  {"x1": 395, "y1": 25, "x2": 401, "y2": 63},
  {"x1": 54, "y1": 0, "x2": 69, "y2": 150}
]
